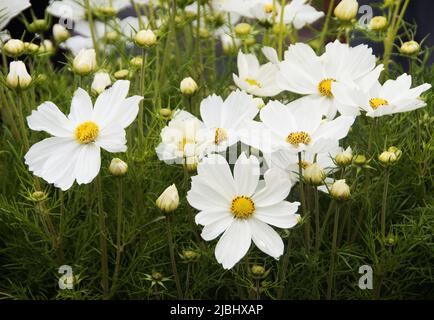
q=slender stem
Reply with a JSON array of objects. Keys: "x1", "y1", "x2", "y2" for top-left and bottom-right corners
[
  {"x1": 277, "y1": 234, "x2": 292, "y2": 299},
  {"x1": 318, "y1": 0, "x2": 335, "y2": 53},
  {"x1": 298, "y1": 152, "x2": 310, "y2": 250},
  {"x1": 381, "y1": 168, "x2": 390, "y2": 241},
  {"x1": 184, "y1": 263, "x2": 190, "y2": 299},
  {"x1": 314, "y1": 187, "x2": 320, "y2": 252},
  {"x1": 277, "y1": 0, "x2": 286, "y2": 60},
  {"x1": 84, "y1": 0, "x2": 100, "y2": 64},
  {"x1": 195, "y1": 0, "x2": 202, "y2": 77},
  {"x1": 96, "y1": 176, "x2": 109, "y2": 299},
  {"x1": 166, "y1": 214, "x2": 183, "y2": 299},
  {"x1": 111, "y1": 178, "x2": 123, "y2": 296},
  {"x1": 326, "y1": 203, "x2": 340, "y2": 300},
  {"x1": 138, "y1": 48, "x2": 147, "y2": 145},
  {"x1": 255, "y1": 279, "x2": 260, "y2": 300}
]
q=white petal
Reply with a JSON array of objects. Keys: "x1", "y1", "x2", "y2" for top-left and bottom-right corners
[
  {"x1": 201, "y1": 215, "x2": 234, "y2": 241},
  {"x1": 187, "y1": 176, "x2": 231, "y2": 211},
  {"x1": 249, "y1": 218, "x2": 284, "y2": 259},
  {"x1": 252, "y1": 168, "x2": 293, "y2": 206},
  {"x1": 95, "y1": 126, "x2": 127, "y2": 153},
  {"x1": 74, "y1": 143, "x2": 101, "y2": 184},
  {"x1": 68, "y1": 87, "x2": 93, "y2": 124},
  {"x1": 195, "y1": 210, "x2": 232, "y2": 226},
  {"x1": 200, "y1": 94, "x2": 224, "y2": 128},
  {"x1": 27, "y1": 102, "x2": 73, "y2": 137},
  {"x1": 233, "y1": 153, "x2": 260, "y2": 196},
  {"x1": 255, "y1": 201, "x2": 300, "y2": 228},
  {"x1": 215, "y1": 219, "x2": 251, "y2": 269}
]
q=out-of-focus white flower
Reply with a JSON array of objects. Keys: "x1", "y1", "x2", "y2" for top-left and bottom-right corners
[
  {"x1": 233, "y1": 48, "x2": 281, "y2": 97},
  {"x1": 24, "y1": 81, "x2": 142, "y2": 190},
  {"x1": 0, "y1": 0, "x2": 31, "y2": 30},
  {"x1": 187, "y1": 153, "x2": 300, "y2": 269},
  {"x1": 198, "y1": 90, "x2": 259, "y2": 153},
  {"x1": 6, "y1": 60, "x2": 32, "y2": 89},
  {"x1": 91, "y1": 72, "x2": 112, "y2": 95}
]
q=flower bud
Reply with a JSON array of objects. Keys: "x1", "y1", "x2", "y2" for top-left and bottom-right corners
[
  {"x1": 334, "y1": 0, "x2": 359, "y2": 21},
  {"x1": 91, "y1": 71, "x2": 112, "y2": 95},
  {"x1": 234, "y1": 23, "x2": 251, "y2": 37},
  {"x1": 109, "y1": 158, "x2": 128, "y2": 176},
  {"x1": 159, "y1": 108, "x2": 172, "y2": 118},
  {"x1": 104, "y1": 31, "x2": 119, "y2": 43},
  {"x1": 31, "y1": 191, "x2": 47, "y2": 202},
  {"x1": 378, "y1": 151, "x2": 397, "y2": 165},
  {"x1": 387, "y1": 146, "x2": 402, "y2": 159},
  {"x1": 3, "y1": 39, "x2": 25, "y2": 57},
  {"x1": 152, "y1": 272, "x2": 163, "y2": 281},
  {"x1": 330, "y1": 179, "x2": 351, "y2": 201},
  {"x1": 251, "y1": 265, "x2": 266, "y2": 277},
  {"x1": 130, "y1": 56, "x2": 143, "y2": 69},
  {"x1": 253, "y1": 98, "x2": 265, "y2": 109},
  {"x1": 198, "y1": 28, "x2": 210, "y2": 39},
  {"x1": 400, "y1": 40, "x2": 420, "y2": 55},
  {"x1": 114, "y1": 69, "x2": 129, "y2": 79},
  {"x1": 353, "y1": 154, "x2": 366, "y2": 166},
  {"x1": 180, "y1": 77, "x2": 198, "y2": 95},
  {"x1": 304, "y1": 163, "x2": 326, "y2": 185},
  {"x1": 27, "y1": 19, "x2": 49, "y2": 33},
  {"x1": 180, "y1": 250, "x2": 200, "y2": 262},
  {"x1": 7, "y1": 61, "x2": 32, "y2": 89},
  {"x1": 335, "y1": 149, "x2": 353, "y2": 166},
  {"x1": 24, "y1": 42, "x2": 39, "y2": 54},
  {"x1": 73, "y1": 49, "x2": 97, "y2": 76},
  {"x1": 369, "y1": 16, "x2": 387, "y2": 30},
  {"x1": 53, "y1": 24, "x2": 70, "y2": 43},
  {"x1": 94, "y1": 6, "x2": 117, "y2": 18},
  {"x1": 135, "y1": 29, "x2": 157, "y2": 47},
  {"x1": 272, "y1": 23, "x2": 286, "y2": 35},
  {"x1": 38, "y1": 40, "x2": 55, "y2": 55},
  {"x1": 156, "y1": 184, "x2": 179, "y2": 213}
]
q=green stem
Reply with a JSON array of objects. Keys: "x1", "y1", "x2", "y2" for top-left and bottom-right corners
[
  {"x1": 166, "y1": 214, "x2": 183, "y2": 299},
  {"x1": 318, "y1": 0, "x2": 335, "y2": 53},
  {"x1": 138, "y1": 49, "x2": 147, "y2": 145},
  {"x1": 111, "y1": 178, "x2": 124, "y2": 296},
  {"x1": 96, "y1": 176, "x2": 109, "y2": 299},
  {"x1": 277, "y1": 0, "x2": 286, "y2": 60},
  {"x1": 381, "y1": 168, "x2": 390, "y2": 242},
  {"x1": 84, "y1": 0, "x2": 100, "y2": 64},
  {"x1": 298, "y1": 152, "x2": 310, "y2": 250},
  {"x1": 314, "y1": 187, "x2": 320, "y2": 252},
  {"x1": 326, "y1": 203, "x2": 340, "y2": 300}
]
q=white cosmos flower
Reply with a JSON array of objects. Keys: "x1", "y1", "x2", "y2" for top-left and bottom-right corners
[
  {"x1": 199, "y1": 90, "x2": 259, "y2": 153},
  {"x1": 277, "y1": 40, "x2": 382, "y2": 119},
  {"x1": 24, "y1": 80, "x2": 142, "y2": 191},
  {"x1": 91, "y1": 71, "x2": 112, "y2": 95},
  {"x1": 0, "y1": 0, "x2": 31, "y2": 30},
  {"x1": 187, "y1": 153, "x2": 300, "y2": 269},
  {"x1": 333, "y1": 73, "x2": 431, "y2": 118},
  {"x1": 233, "y1": 49, "x2": 282, "y2": 97},
  {"x1": 241, "y1": 97, "x2": 355, "y2": 154},
  {"x1": 264, "y1": 145, "x2": 343, "y2": 184},
  {"x1": 155, "y1": 110, "x2": 206, "y2": 164}
]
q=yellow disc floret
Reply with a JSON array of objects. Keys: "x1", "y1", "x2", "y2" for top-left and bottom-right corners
[
  {"x1": 231, "y1": 196, "x2": 255, "y2": 219},
  {"x1": 74, "y1": 121, "x2": 99, "y2": 144},
  {"x1": 318, "y1": 78, "x2": 336, "y2": 97},
  {"x1": 245, "y1": 78, "x2": 261, "y2": 88},
  {"x1": 369, "y1": 98, "x2": 388, "y2": 110},
  {"x1": 215, "y1": 127, "x2": 228, "y2": 145},
  {"x1": 286, "y1": 131, "x2": 312, "y2": 146}
]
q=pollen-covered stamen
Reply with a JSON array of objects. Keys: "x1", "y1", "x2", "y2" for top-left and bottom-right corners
[
  {"x1": 245, "y1": 78, "x2": 261, "y2": 88},
  {"x1": 74, "y1": 121, "x2": 99, "y2": 144},
  {"x1": 299, "y1": 160, "x2": 310, "y2": 169},
  {"x1": 286, "y1": 131, "x2": 312, "y2": 146},
  {"x1": 215, "y1": 127, "x2": 228, "y2": 145},
  {"x1": 369, "y1": 98, "x2": 389, "y2": 110},
  {"x1": 231, "y1": 196, "x2": 255, "y2": 219},
  {"x1": 318, "y1": 78, "x2": 336, "y2": 97}
]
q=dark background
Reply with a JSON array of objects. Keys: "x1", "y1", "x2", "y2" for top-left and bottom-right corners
[{"x1": 4, "y1": 0, "x2": 434, "y2": 64}]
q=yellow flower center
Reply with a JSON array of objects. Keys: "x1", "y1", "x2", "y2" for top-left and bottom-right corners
[
  {"x1": 369, "y1": 98, "x2": 389, "y2": 110},
  {"x1": 231, "y1": 196, "x2": 255, "y2": 219},
  {"x1": 245, "y1": 78, "x2": 261, "y2": 88},
  {"x1": 286, "y1": 131, "x2": 312, "y2": 146},
  {"x1": 263, "y1": 3, "x2": 275, "y2": 13},
  {"x1": 318, "y1": 78, "x2": 336, "y2": 97},
  {"x1": 74, "y1": 121, "x2": 99, "y2": 143},
  {"x1": 214, "y1": 127, "x2": 228, "y2": 145}
]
